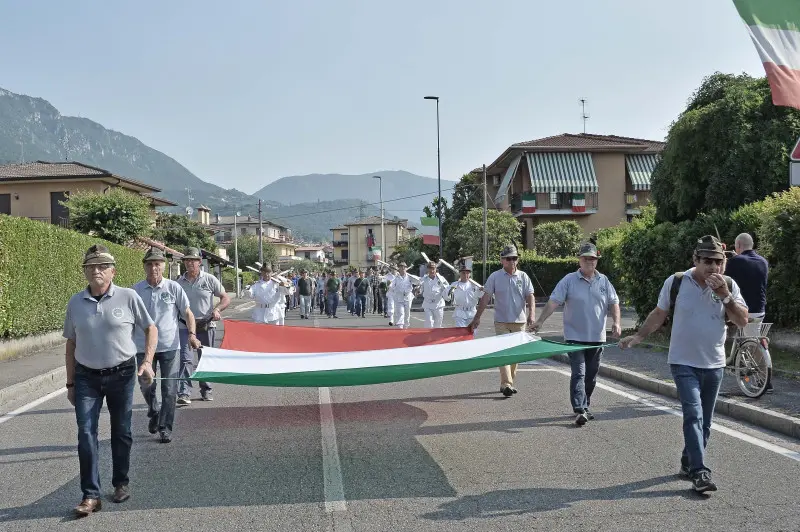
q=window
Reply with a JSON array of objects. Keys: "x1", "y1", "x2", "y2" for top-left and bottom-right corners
[
  {"x1": 341, "y1": 250, "x2": 349, "y2": 260},
  {"x1": 550, "y1": 192, "x2": 558, "y2": 206},
  {"x1": 240, "y1": 227, "x2": 247, "y2": 235}
]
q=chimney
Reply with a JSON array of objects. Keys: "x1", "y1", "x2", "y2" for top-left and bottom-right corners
[{"x1": 215, "y1": 213, "x2": 220, "y2": 224}]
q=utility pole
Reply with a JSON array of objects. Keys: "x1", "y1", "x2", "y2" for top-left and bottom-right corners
[
  {"x1": 483, "y1": 164, "x2": 488, "y2": 284},
  {"x1": 258, "y1": 199, "x2": 264, "y2": 264},
  {"x1": 233, "y1": 210, "x2": 241, "y2": 297}
]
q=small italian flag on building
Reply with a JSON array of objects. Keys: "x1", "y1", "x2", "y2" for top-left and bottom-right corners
[
  {"x1": 420, "y1": 216, "x2": 440, "y2": 246},
  {"x1": 572, "y1": 193, "x2": 586, "y2": 213},
  {"x1": 521, "y1": 193, "x2": 536, "y2": 213},
  {"x1": 733, "y1": 0, "x2": 800, "y2": 110}
]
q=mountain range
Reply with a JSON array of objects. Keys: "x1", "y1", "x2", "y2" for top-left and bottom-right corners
[{"x1": 0, "y1": 86, "x2": 453, "y2": 241}]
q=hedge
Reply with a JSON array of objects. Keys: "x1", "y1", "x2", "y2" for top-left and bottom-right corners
[
  {"x1": 597, "y1": 189, "x2": 800, "y2": 327},
  {"x1": 471, "y1": 251, "x2": 579, "y2": 297},
  {"x1": 0, "y1": 215, "x2": 145, "y2": 338}
]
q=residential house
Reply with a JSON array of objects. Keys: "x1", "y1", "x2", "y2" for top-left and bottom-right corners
[
  {"x1": 0, "y1": 161, "x2": 177, "y2": 226},
  {"x1": 294, "y1": 245, "x2": 327, "y2": 263},
  {"x1": 485, "y1": 133, "x2": 665, "y2": 248},
  {"x1": 210, "y1": 214, "x2": 289, "y2": 244},
  {"x1": 331, "y1": 216, "x2": 417, "y2": 269}
]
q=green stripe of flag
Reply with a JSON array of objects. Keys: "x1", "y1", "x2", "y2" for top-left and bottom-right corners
[
  {"x1": 733, "y1": 0, "x2": 800, "y2": 31},
  {"x1": 420, "y1": 216, "x2": 439, "y2": 226},
  {"x1": 192, "y1": 339, "x2": 590, "y2": 387}
]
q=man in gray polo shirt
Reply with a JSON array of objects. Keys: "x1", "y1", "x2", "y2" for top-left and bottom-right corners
[
  {"x1": 470, "y1": 244, "x2": 535, "y2": 397},
  {"x1": 133, "y1": 247, "x2": 201, "y2": 443},
  {"x1": 177, "y1": 247, "x2": 230, "y2": 404},
  {"x1": 620, "y1": 235, "x2": 748, "y2": 494},
  {"x1": 532, "y1": 242, "x2": 621, "y2": 426},
  {"x1": 63, "y1": 245, "x2": 157, "y2": 517}
]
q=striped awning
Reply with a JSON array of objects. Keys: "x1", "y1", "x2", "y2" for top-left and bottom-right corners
[
  {"x1": 493, "y1": 154, "x2": 521, "y2": 203},
  {"x1": 526, "y1": 152, "x2": 598, "y2": 193},
  {"x1": 626, "y1": 154, "x2": 659, "y2": 191}
]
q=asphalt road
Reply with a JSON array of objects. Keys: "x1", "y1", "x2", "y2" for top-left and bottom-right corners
[{"x1": 1, "y1": 303, "x2": 799, "y2": 531}]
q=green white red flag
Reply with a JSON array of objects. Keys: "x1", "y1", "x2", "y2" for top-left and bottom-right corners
[
  {"x1": 733, "y1": 0, "x2": 800, "y2": 110},
  {"x1": 420, "y1": 216, "x2": 440, "y2": 246},
  {"x1": 522, "y1": 193, "x2": 536, "y2": 214}
]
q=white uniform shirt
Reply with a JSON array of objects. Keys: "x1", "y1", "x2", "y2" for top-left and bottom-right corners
[
  {"x1": 420, "y1": 274, "x2": 449, "y2": 309},
  {"x1": 450, "y1": 281, "x2": 483, "y2": 319},
  {"x1": 249, "y1": 279, "x2": 283, "y2": 323},
  {"x1": 389, "y1": 274, "x2": 417, "y2": 302}
]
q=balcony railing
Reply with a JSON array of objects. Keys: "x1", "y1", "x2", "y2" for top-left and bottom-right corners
[
  {"x1": 27, "y1": 216, "x2": 70, "y2": 228},
  {"x1": 624, "y1": 191, "x2": 650, "y2": 211},
  {"x1": 333, "y1": 258, "x2": 349, "y2": 264},
  {"x1": 510, "y1": 192, "x2": 598, "y2": 215},
  {"x1": 332, "y1": 240, "x2": 349, "y2": 247}
]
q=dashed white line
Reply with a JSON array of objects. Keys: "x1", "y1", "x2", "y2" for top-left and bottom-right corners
[{"x1": 319, "y1": 387, "x2": 347, "y2": 512}]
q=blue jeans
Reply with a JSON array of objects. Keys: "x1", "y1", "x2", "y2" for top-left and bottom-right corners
[
  {"x1": 179, "y1": 328, "x2": 215, "y2": 396},
  {"x1": 327, "y1": 293, "x2": 339, "y2": 317},
  {"x1": 136, "y1": 350, "x2": 179, "y2": 433},
  {"x1": 568, "y1": 342, "x2": 603, "y2": 413},
  {"x1": 356, "y1": 294, "x2": 367, "y2": 317},
  {"x1": 74, "y1": 358, "x2": 136, "y2": 499},
  {"x1": 671, "y1": 364, "x2": 724, "y2": 474}
]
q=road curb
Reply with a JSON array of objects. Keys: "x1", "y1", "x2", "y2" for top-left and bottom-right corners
[
  {"x1": 550, "y1": 353, "x2": 800, "y2": 440},
  {"x1": 0, "y1": 366, "x2": 66, "y2": 411}
]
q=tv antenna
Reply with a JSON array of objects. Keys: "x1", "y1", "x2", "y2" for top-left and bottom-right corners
[{"x1": 579, "y1": 98, "x2": 590, "y2": 134}]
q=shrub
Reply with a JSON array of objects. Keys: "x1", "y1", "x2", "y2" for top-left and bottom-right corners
[
  {"x1": 62, "y1": 188, "x2": 153, "y2": 245},
  {"x1": 0, "y1": 215, "x2": 145, "y2": 337},
  {"x1": 471, "y1": 251, "x2": 579, "y2": 297},
  {"x1": 532, "y1": 220, "x2": 584, "y2": 258},
  {"x1": 221, "y1": 268, "x2": 258, "y2": 292},
  {"x1": 758, "y1": 187, "x2": 800, "y2": 326}
]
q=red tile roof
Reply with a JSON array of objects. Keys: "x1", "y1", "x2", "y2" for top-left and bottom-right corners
[
  {"x1": 512, "y1": 133, "x2": 665, "y2": 151},
  {"x1": 0, "y1": 161, "x2": 162, "y2": 192}
]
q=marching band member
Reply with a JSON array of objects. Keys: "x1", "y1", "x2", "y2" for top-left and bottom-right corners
[
  {"x1": 384, "y1": 267, "x2": 396, "y2": 324},
  {"x1": 420, "y1": 260, "x2": 450, "y2": 328},
  {"x1": 276, "y1": 275, "x2": 294, "y2": 326},
  {"x1": 249, "y1": 264, "x2": 283, "y2": 325},
  {"x1": 389, "y1": 262, "x2": 419, "y2": 329},
  {"x1": 449, "y1": 259, "x2": 483, "y2": 327}
]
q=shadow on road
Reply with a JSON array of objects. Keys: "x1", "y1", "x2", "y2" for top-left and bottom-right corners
[
  {"x1": 421, "y1": 475, "x2": 696, "y2": 520},
  {"x1": 0, "y1": 399, "x2": 455, "y2": 523}
]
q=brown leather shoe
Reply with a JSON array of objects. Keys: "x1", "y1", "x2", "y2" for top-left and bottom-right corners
[
  {"x1": 113, "y1": 485, "x2": 130, "y2": 503},
  {"x1": 74, "y1": 498, "x2": 102, "y2": 516}
]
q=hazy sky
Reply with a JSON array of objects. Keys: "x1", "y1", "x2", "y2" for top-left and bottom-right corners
[{"x1": 1, "y1": 0, "x2": 763, "y2": 194}]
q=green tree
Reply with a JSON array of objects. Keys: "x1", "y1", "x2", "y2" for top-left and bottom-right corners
[
  {"x1": 226, "y1": 235, "x2": 279, "y2": 270},
  {"x1": 62, "y1": 188, "x2": 152, "y2": 244},
  {"x1": 452, "y1": 208, "x2": 522, "y2": 260},
  {"x1": 421, "y1": 172, "x2": 484, "y2": 260},
  {"x1": 389, "y1": 235, "x2": 434, "y2": 268},
  {"x1": 533, "y1": 220, "x2": 584, "y2": 258},
  {"x1": 151, "y1": 213, "x2": 216, "y2": 251},
  {"x1": 651, "y1": 72, "x2": 800, "y2": 223}
]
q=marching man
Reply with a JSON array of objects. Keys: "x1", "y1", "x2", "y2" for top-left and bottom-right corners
[
  {"x1": 389, "y1": 262, "x2": 419, "y2": 329},
  {"x1": 276, "y1": 275, "x2": 295, "y2": 326},
  {"x1": 420, "y1": 260, "x2": 450, "y2": 328},
  {"x1": 449, "y1": 258, "x2": 483, "y2": 327},
  {"x1": 249, "y1": 265, "x2": 283, "y2": 325},
  {"x1": 384, "y1": 267, "x2": 396, "y2": 323}
]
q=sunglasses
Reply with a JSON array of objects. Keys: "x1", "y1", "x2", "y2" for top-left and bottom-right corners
[
  {"x1": 84, "y1": 264, "x2": 113, "y2": 272},
  {"x1": 503, "y1": 257, "x2": 518, "y2": 262},
  {"x1": 700, "y1": 258, "x2": 723, "y2": 266}
]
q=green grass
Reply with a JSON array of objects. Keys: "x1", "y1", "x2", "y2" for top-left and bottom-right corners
[{"x1": 769, "y1": 346, "x2": 800, "y2": 378}]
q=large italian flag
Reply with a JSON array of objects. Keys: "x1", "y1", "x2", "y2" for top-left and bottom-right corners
[
  {"x1": 733, "y1": 0, "x2": 800, "y2": 110},
  {"x1": 572, "y1": 193, "x2": 586, "y2": 213},
  {"x1": 190, "y1": 320, "x2": 588, "y2": 387},
  {"x1": 419, "y1": 216, "x2": 440, "y2": 246}
]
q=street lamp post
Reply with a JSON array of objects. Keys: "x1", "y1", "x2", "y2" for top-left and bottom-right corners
[
  {"x1": 233, "y1": 211, "x2": 241, "y2": 297},
  {"x1": 424, "y1": 95, "x2": 442, "y2": 260},
  {"x1": 372, "y1": 175, "x2": 384, "y2": 262}
]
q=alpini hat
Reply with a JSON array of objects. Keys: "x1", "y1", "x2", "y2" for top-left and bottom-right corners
[
  {"x1": 83, "y1": 244, "x2": 116, "y2": 266},
  {"x1": 182, "y1": 247, "x2": 202, "y2": 260},
  {"x1": 500, "y1": 245, "x2": 518, "y2": 258},
  {"x1": 143, "y1": 247, "x2": 166, "y2": 263},
  {"x1": 695, "y1": 235, "x2": 725, "y2": 260},
  {"x1": 578, "y1": 242, "x2": 599, "y2": 258}
]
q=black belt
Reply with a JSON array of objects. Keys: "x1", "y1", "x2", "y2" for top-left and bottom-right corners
[{"x1": 77, "y1": 357, "x2": 136, "y2": 376}]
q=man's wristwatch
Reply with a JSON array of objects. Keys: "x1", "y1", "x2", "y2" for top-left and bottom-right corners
[
  {"x1": 189, "y1": 332, "x2": 197, "y2": 337},
  {"x1": 722, "y1": 295, "x2": 732, "y2": 305},
  {"x1": 65, "y1": 383, "x2": 74, "y2": 389}
]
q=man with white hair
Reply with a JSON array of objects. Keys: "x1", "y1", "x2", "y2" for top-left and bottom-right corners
[{"x1": 725, "y1": 233, "x2": 769, "y2": 322}]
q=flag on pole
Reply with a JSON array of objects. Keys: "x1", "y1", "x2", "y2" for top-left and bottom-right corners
[
  {"x1": 420, "y1": 216, "x2": 440, "y2": 246},
  {"x1": 733, "y1": 0, "x2": 800, "y2": 110},
  {"x1": 572, "y1": 193, "x2": 586, "y2": 212},
  {"x1": 521, "y1": 193, "x2": 537, "y2": 213},
  {"x1": 194, "y1": 331, "x2": 590, "y2": 387}
]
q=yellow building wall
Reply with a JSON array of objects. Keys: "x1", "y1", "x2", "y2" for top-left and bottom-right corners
[{"x1": 0, "y1": 180, "x2": 105, "y2": 219}]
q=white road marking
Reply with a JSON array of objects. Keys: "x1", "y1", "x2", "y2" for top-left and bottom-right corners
[
  {"x1": 319, "y1": 387, "x2": 347, "y2": 512},
  {"x1": 0, "y1": 388, "x2": 66, "y2": 426},
  {"x1": 312, "y1": 315, "x2": 347, "y2": 513},
  {"x1": 411, "y1": 317, "x2": 424, "y2": 322},
  {"x1": 543, "y1": 366, "x2": 800, "y2": 463}
]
